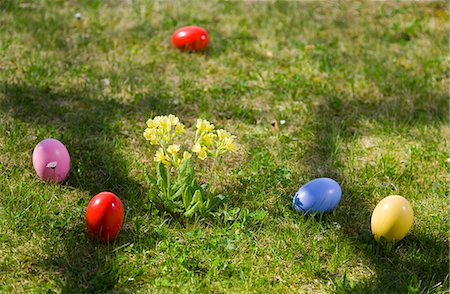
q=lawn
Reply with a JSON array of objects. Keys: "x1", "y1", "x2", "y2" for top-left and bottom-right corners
[{"x1": 0, "y1": 1, "x2": 448, "y2": 293}]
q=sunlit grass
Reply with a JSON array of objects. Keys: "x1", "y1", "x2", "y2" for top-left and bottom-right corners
[{"x1": 0, "y1": 1, "x2": 448, "y2": 292}]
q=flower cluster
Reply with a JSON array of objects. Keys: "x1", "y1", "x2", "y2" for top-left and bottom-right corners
[
  {"x1": 192, "y1": 119, "x2": 238, "y2": 160},
  {"x1": 144, "y1": 115, "x2": 238, "y2": 165},
  {"x1": 143, "y1": 114, "x2": 239, "y2": 218},
  {"x1": 143, "y1": 115, "x2": 190, "y2": 167}
]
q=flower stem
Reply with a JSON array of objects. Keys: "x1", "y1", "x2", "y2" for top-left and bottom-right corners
[
  {"x1": 209, "y1": 155, "x2": 219, "y2": 194},
  {"x1": 166, "y1": 164, "x2": 171, "y2": 198}
]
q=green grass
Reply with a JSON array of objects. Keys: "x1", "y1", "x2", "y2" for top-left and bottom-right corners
[{"x1": 0, "y1": 1, "x2": 448, "y2": 292}]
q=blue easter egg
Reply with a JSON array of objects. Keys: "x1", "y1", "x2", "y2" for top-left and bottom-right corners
[{"x1": 292, "y1": 178, "x2": 342, "y2": 214}]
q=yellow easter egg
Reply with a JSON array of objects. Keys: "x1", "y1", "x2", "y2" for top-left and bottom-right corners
[{"x1": 371, "y1": 195, "x2": 414, "y2": 242}]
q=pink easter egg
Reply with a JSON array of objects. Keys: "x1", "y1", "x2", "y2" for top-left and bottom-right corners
[{"x1": 32, "y1": 138, "x2": 71, "y2": 183}]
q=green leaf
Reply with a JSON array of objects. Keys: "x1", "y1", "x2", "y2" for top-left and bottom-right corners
[
  {"x1": 163, "y1": 198, "x2": 182, "y2": 214},
  {"x1": 192, "y1": 189, "x2": 202, "y2": 206},
  {"x1": 184, "y1": 190, "x2": 202, "y2": 218},
  {"x1": 184, "y1": 201, "x2": 199, "y2": 218},
  {"x1": 208, "y1": 194, "x2": 228, "y2": 211},
  {"x1": 172, "y1": 159, "x2": 195, "y2": 195},
  {"x1": 170, "y1": 184, "x2": 185, "y2": 201},
  {"x1": 195, "y1": 191, "x2": 206, "y2": 215},
  {"x1": 182, "y1": 186, "x2": 193, "y2": 210},
  {"x1": 179, "y1": 158, "x2": 194, "y2": 176},
  {"x1": 156, "y1": 162, "x2": 168, "y2": 193},
  {"x1": 190, "y1": 177, "x2": 204, "y2": 196},
  {"x1": 170, "y1": 178, "x2": 183, "y2": 195},
  {"x1": 251, "y1": 210, "x2": 268, "y2": 222}
]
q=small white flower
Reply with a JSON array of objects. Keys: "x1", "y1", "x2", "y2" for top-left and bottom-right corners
[
  {"x1": 333, "y1": 222, "x2": 341, "y2": 230},
  {"x1": 74, "y1": 12, "x2": 81, "y2": 20},
  {"x1": 101, "y1": 78, "x2": 110, "y2": 87},
  {"x1": 446, "y1": 158, "x2": 450, "y2": 164},
  {"x1": 280, "y1": 120, "x2": 286, "y2": 125},
  {"x1": 314, "y1": 234, "x2": 323, "y2": 241}
]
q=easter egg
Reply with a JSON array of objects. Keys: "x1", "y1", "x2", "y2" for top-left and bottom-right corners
[
  {"x1": 32, "y1": 138, "x2": 71, "y2": 183},
  {"x1": 292, "y1": 178, "x2": 342, "y2": 214},
  {"x1": 86, "y1": 192, "x2": 124, "y2": 243},
  {"x1": 371, "y1": 195, "x2": 413, "y2": 242},
  {"x1": 171, "y1": 26, "x2": 209, "y2": 52}
]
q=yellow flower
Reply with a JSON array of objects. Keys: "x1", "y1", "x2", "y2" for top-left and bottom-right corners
[
  {"x1": 198, "y1": 147, "x2": 208, "y2": 160},
  {"x1": 217, "y1": 129, "x2": 233, "y2": 140},
  {"x1": 167, "y1": 144, "x2": 180, "y2": 156},
  {"x1": 143, "y1": 128, "x2": 158, "y2": 145},
  {"x1": 175, "y1": 123, "x2": 185, "y2": 134},
  {"x1": 196, "y1": 119, "x2": 214, "y2": 133},
  {"x1": 143, "y1": 128, "x2": 152, "y2": 139},
  {"x1": 155, "y1": 116, "x2": 164, "y2": 126},
  {"x1": 154, "y1": 148, "x2": 169, "y2": 165},
  {"x1": 192, "y1": 143, "x2": 201, "y2": 153},
  {"x1": 168, "y1": 114, "x2": 179, "y2": 126},
  {"x1": 223, "y1": 137, "x2": 238, "y2": 152},
  {"x1": 159, "y1": 116, "x2": 172, "y2": 132},
  {"x1": 182, "y1": 151, "x2": 192, "y2": 161},
  {"x1": 192, "y1": 142, "x2": 208, "y2": 160},
  {"x1": 146, "y1": 118, "x2": 158, "y2": 129},
  {"x1": 202, "y1": 133, "x2": 217, "y2": 146}
]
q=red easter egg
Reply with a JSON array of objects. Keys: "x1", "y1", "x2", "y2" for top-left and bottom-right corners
[
  {"x1": 171, "y1": 26, "x2": 209, "y2": 52},
  {"x1": 86, "y1": 192, "x2": 124, "y2": 243}
]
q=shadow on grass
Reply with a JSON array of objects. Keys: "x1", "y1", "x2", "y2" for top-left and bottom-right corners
[
  {"x1": 301, "y1": 63, "x2": 448, "y2": 292},
  {"x1": 42, "y1": 221, "x2": 165, "y2": 293},
  {"x1": 0, "y1": 82, "x2": 176, "y2": 291}
]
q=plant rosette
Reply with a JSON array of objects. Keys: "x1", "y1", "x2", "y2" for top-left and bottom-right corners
[{"x1": 143, "y1": 115, "x2": 238, "y2": 218}]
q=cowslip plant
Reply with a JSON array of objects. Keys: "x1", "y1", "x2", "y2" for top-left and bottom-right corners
[{"x1": 143, "y1": 115, "x2": 238, "y2": 218}]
